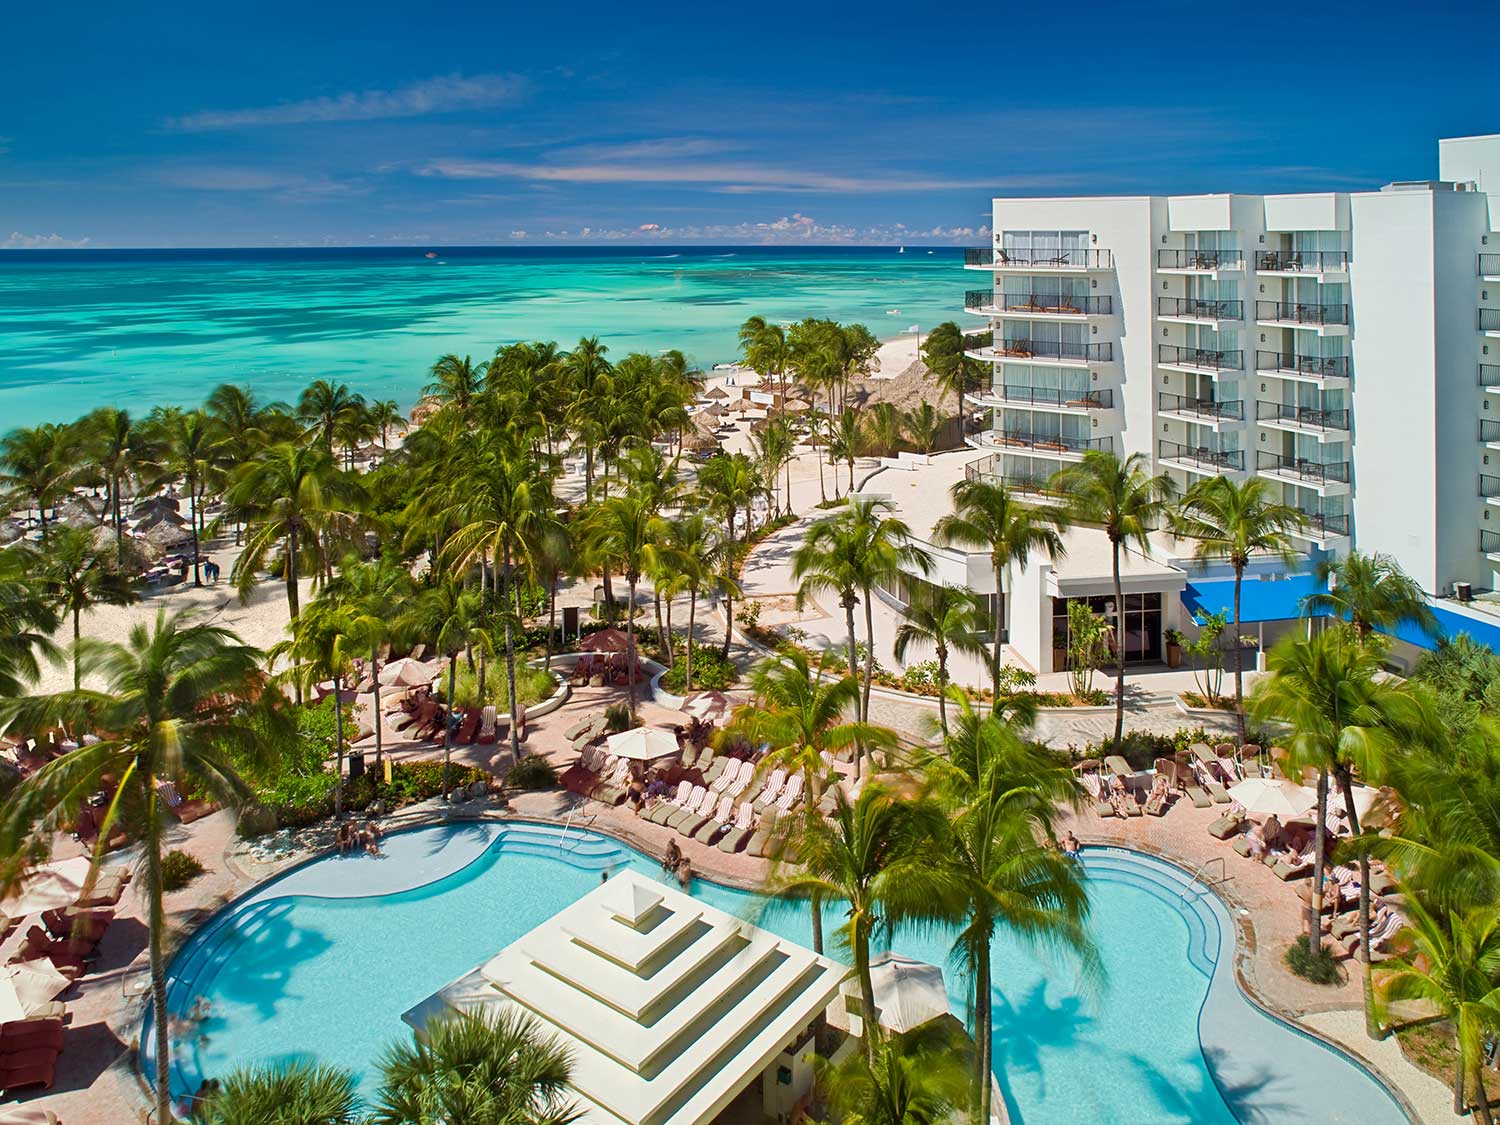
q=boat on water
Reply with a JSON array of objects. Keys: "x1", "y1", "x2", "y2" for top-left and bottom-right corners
[{"x1": 424, "y1": 251, "x2": 439, "y2": 259}]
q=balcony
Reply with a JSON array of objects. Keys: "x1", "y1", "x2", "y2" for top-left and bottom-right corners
[
  {"x1": 1481, "y1": 308, "x2": 1500, "y2": 334},
  {"x1": 964, "y1": 247, "x2": 1113, "y2": 270},
  {"x1": 964, "y1": 455, "x2": 1065, "y2": 500},
  {"x1": 1157, "y1": 296, "x2": 1243, "y2": 324},
  {"x1": 963, "y1": 290, "x2": 1112, "y2": 317},
  {"x1": 1295, "y1": 512, "x2": 1351, "y2": 542},
  {"x1": 967, "y1": 385, "x2": 1113, "y2": 411},
  {"x1": 1158, "y1": 343, "x2": 1243, "y2": 374},
  {"x1": 1256, "y1": 401, "x2": 1351, "y2": 436},
  {"x1": 1157, "y1": 248, "x2": 1243, "y2": 272},
  {"x1": 1255, "y1": 249, "x2": 1350, "y2": 276},
  {"x1": 966, "y1": 427, "x2": 1113, "y2": 459},
  {"x1": 969, "y1": 339, "x2": 1113, "y2": 367},
  {"x1": 1483, "y1": 528, "x2": 1500, "y2": 561},
  {"x1": 1158, "y1": 440, "x2": 1245, "y2": 474},
  {"x1": 1482, "y1": 419, "x2": 1500, "y2": 448},
  {"x1": 1483, "y1": 364, "x2": 1500, "y2": 391},
  {"x1": 1255, "y1": 300, "x2": 1350, "y2": 329},
  {"x1": 1158, "y1": 392, "x2": 1244, "y2": 425},
  {"x1": 1481, "y1": 253, "x2": 1500, "y2": 279},
  {"x1": 1256, "y1": 451, "x2": 1350, "y2": 490},
  {"x1": 1481, "y1": 475, "x2": 1500, "y2": 504},
  {"x1": 1255, "y1": 351, "x2": 1351, "y2": 383}
]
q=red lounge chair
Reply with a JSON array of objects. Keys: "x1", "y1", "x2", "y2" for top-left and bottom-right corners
[
  {"x1": 41, "y1": 908, "x2": 111, "y2": 944},
  {"x1": 457, "y1": 710, "x2": 480, "y2": 745},
  {"x1": 0, "y1": 1047, "x2": 61, "y2": 1092},
  {"x1": 0, "y1": 1022, "x2": 62, "y2": 1054}
]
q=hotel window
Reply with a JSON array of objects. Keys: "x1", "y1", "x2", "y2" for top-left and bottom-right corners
[{"x1": 1052, "y1": 594, "x2": 1163, "y2": 664}]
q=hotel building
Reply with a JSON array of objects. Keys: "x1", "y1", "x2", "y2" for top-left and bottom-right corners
[{"x1": 867, "y1": 133, "x2": 1500, "y2": 674}]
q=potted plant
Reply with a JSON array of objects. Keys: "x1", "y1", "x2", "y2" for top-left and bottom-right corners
[{"x1": 1163, "y1": 627, "x2": 1183, "y2": 669}]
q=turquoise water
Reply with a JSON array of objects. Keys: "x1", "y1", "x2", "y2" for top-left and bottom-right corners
[
  {"x1": 149, "y1": 824, "x2": 1407, "y2": 1124},
  {"x1": 0, "y1": 246, "x2": 963, "y2": 428}
]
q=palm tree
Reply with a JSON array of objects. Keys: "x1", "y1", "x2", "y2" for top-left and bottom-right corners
[
  {"x1": 404, "y1": 579, "x2": 486, "y2": 800},
  {"x1": 902, "y1": 402, "x2": 944, "y2": 455},
  {"x1": 368, "y1": 399, "x2": 407, "y2": 452},
  {"x1": 892, "y1": 583, "x2": 985, "y2": 734},
  {"x1": 933, "y1": 476, "x2": 1065, "y2": 714},
  {"x1": 818, "y1": 1022, "x2": 971, "y2": 1125},
  {"x1": 586, "y1": 490, "x2": 662, "y2": 711},
  {"x1": 750, "y1": 415, "x2": 796, "y2": 517},
  {"x1": 919, "y1": 321, "x2": 977, "y2": 416},
  {"x1": 1050, "y1": 451, "x2": 1177, "y2": 752},
  {"x1": 865, "y1": 403, "x2": 906, "y2": 459},
  {"x1": 663, "y1": 511, "x2": 734, "y2": 693},
  {"x1": 297, "y1": 380, "x2": 365, "y2": 453},
  {"x1": 1304, "y1": 550, "x2": 1438, "y2": 643},
  {"x1": 828, "y1": 408, "x2": 865, "y2": 500},
  {"x1": 0, "y1": 424, "x2": 73, "y2": 542},
  {"x1": 917, "y1": 697, "x2": 1096, "y2": 1118},
  {"x1": 0, "y1": 545, "x2": 60, "y2": 698},
  {"x1": 39, "y1": 525, "x2": 139, "y2": 688},
  {"x1": 154, "y1": 408, "x2": 215, "y2": 585},
  {"x1": 82, "y1": 407, "x2": 143, "y2": 555},
  {"x1": 740, "y1": 315, "x2": 794, "y2": 429},
  {"x1": 227, "y1": 443, "x2": 367, "y2": 620},
  {"x1": 698, "y1": 453, "x2": 758, "y2": 655},
  {"x1": 0, "y1": 609, "x2": 274, "y2": 1125},
  {"x1": 769, "y1": 784, "x2": 947, "y2": 1060},
  {"x1": 736, "y1": 650, "x2": 897, "y2": 951},
  {"x1": 271, "y1": 601, "x2": 357, "y2": 815},
  {"x1": 196, "y1": 1061, "x2": 363, "y2": 1125},
  {"x1": 1173, "y1": 476, "x2": 1307, "y2": 739},
  {"x1": 1380, "y1": 897, "x2": 1500, "y2": 1120},
  {"x1": 796, "y1": 497, "x2": 930, "y2": 723},
  {"x1": 425, "y1": 353, "x2": 487, "y2": 417},
  {"x1": 370, "y1": 1008, "x2": 578, "y2": 1125},
  {"x1": 323, "y1": 554, "x2": 413, "y2": 776},
  {"x1": 563, "y1": 336, "x2": 613, "y2": 503},
  {"x1": 1250, "y1": 626, "x2": 1436, "y2": 1035}
]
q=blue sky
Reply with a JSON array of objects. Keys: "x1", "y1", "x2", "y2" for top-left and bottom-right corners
[{"x1": 2, "y1": 0, "x2": 1492, "y2": 248}]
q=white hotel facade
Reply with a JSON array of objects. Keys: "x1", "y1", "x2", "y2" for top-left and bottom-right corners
[{"x1": 868, "y1": 133, "x2": 1500, "y2": 674}]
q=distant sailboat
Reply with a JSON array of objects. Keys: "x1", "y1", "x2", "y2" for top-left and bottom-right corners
[
  {"x1": 898, "y1": 245, "x2": 905, "y2": 253},
  {"x1": 424, "y1": 251, "x2": 438, "y2": 259}
]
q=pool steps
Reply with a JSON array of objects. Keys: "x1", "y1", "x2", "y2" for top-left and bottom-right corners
[{"x1": 1084, "y1": 850, "x2": 1220, "y2": 978}]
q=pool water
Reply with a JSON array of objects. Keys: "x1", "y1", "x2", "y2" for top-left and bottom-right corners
[{"x1": 148, "y1": 822, "x2": 1407, "y2": 1124}]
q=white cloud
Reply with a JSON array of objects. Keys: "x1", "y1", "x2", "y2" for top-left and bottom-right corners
[
  {"x1": 493, "y1": 217, "x2": 992, "y2": 246},
  {"x1": 2, "y1": 231, "x2": 91, "y2": 249},
  {"x1": 169, "y1": 73, "x2": 526, "y2": 131},
  {"x1": 153, "y1": 165, "x2": 365, "y2": 201}
]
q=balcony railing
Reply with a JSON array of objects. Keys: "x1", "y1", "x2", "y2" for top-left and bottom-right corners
[
  {"x1": 964, "y1": 455, "x2": 1062, "y2": 497},
  {"x1": 1255, "y1": 351, "x2": 1350, "y2": 379},
  {"x1": 964, "y1": 290, "x2": 1112, "y2": 316},
  {"x1": 1158, "y1": 440, "x2": 1244, "y2": 472},
  {"x1": 1483, "y1": 364, "x2": 1500, "y2": 388},
  {"x1": 1481, "y1": 253, "x2": 1500, "y2": 276},
  {"x1": 966, "y1": 247, "x2": 1114, "y2": 269},
  {"x1": 1158, "y1": 296, "x2": 1243, "y2": 320},
  {"x1": 1482, "y1": 420, "x2": 1500, "y2": 443},
  {"x1": 1257, "y1": 451, "x2": 1350, "y2": 484},
  {"x1": 1158, "y1": 392, "x2": 1244, "y2": 421},
  {"x1": 972, "y1": 428, "x2": 1113, "y2": 455},
  {"x1": 1481, "y1": 475, "x2": 1500, "y2": 498},
  {"x1": 1298, "y1": 512, "x2": 1351, "y2": 538},
  {"x1": 975, "y1": 385, "x2": 1113, "y2": 409},
  {"x1": 1483, "y1": 529, "x2": 1500, "y2": 555},
  {"x1": 1481, "y1": 308, "x2": 1500, "y2": 332},
  {"x1": 1255, "y1": 249, "x2": 1349, "y2": 273},
  {"x1": 1158, "y1": 248, "x2": 1243, "y2": 270},
  {"x1": 1158, "y1": 344, "x2": 1243, "y2": 372},
  {"x1": 989, "y1": 338, "x2": 1113, "y2": 363},
  {"x1": 1256, "y1": 300, "x2": 1350, "y2": 326},
  {"x1": 1256, "y1": 402, "x2": 1351, "y2": 432}
]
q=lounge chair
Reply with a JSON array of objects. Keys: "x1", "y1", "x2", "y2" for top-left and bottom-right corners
[
  {"x1": 562, "y1": 717, "x2": 595, "y2": 741},
  {"x1": 0, "y1": 1006, "x2": 64, "y2": 1035},
  {"x1": 717, "y1": 803, "x2": 756, "y2": 853},
  {"x1": 701, "y1": 757, "x2": 730, "y2": 787},
  {"x1": 0, "y1": 1021, "x2": 62, "y2": 1054},
  {"x1": 1208, "y1": 806, "x2": 1245, "y2": 839},
  {"x1": 0, "y1": 1047, "x2": 60, "y2": 1093},
  {"x1": 690, "y1": 796, "x2": 735, "y2": 842},
  {"x1": 753, "y1": 769, "x2": 787, "y2": 811},
  {"x1": 672, "y1": 788, "x2": 720, "y2": 836},
  {"x1": 773, "y1": 774, "x2": 805, "y2": 814},
  {"x1": 645, "y1": 781, "x2": 691, "y2": 825},
  {"x1": 1103, "y1": 755, "x2": 1133, "y2": 779},
  {"x1": 746, "y1": 814, "x2": 778, "y2": 858},
  {"x1": 1192, "y1": 761, "x2": 1231, "y2": 804},
  {"x1": 1272, "y1": 849, "x2": 1315, "y2": 881},
  {"x1": 1144, "y1": 787, "x2": 1170, "y2": 817},
  {"x1": 158, "y1": 780, "x2": 216, "y2": 824},
  {"x1": 721, "y1": 762, "x2": 754, "y2": 801},
  {"x1": 457, "y1": 710, "x2": 480, "y2": 745},
  {"x1": 1330, "y1": 908, "x2": 1406, "y2": 961},
  {"x1": 1076, "y1": 764, "x2": 1114, "y2": 817},
  {"x1": 1157, "y1": 757, "x2": 1211, "y2": 808},
  {"x1": 710, "y1": 758, "x2": 745, "y2": 795},
  {"x1": 41, "y1": 908, "x2": 111, "y2": 944}
]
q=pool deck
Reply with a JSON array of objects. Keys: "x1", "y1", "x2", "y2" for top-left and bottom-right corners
[{"x1": 4, "y1": 681, "x2": 1462, "y2": 1124}]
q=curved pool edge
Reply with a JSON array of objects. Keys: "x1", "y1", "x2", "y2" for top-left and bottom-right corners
[
  {"x1": 1081, "y1": 840, "x2": 1418, "y2": 1125},
  {"x1": 149, "y1": 814, "x2": 1418, "y2": 1123}
]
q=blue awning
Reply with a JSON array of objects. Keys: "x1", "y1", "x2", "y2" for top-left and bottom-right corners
[{"x1": 1180, "y1": 574, "x2": 1328, "y2": 625}]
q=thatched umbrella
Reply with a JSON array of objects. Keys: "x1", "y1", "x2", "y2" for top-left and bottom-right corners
[{"x1": 704, "y1": 386, "x2": 731, "y2": 401}]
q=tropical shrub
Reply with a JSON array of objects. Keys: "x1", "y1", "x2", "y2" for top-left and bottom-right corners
[
  {"x1": 433, "y1": 662, "x2": 554, "y2": 712},
  {"x1": 160, "y1": 850, "x2": 206, "y2": 892},
  {"x1": 238, "y1": 761, "x2": 491, "y2": 837},
  {"x1": 1070, "y1": 727, "x2": 1219, "y2": 771},
  {"x1": 1285, "y1": 935, "x2": 1342, "y2": 984},
  {"x1": 505, "y1": 756, "x2": 558, "y2": 791},
  {"x1": 604, "y1": 702, "x2": 633, "y2": 732},
  {"x1": 659, "y1": 643, "x2": 737, "y2": 692}
]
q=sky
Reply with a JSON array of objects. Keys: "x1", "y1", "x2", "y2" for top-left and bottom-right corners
[{"x1": 3, "y1": 0, "x2": 1494, "y2": 248}]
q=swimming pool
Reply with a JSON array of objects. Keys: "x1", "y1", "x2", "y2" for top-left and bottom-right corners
[{"x1": 146, "y1": 822, "x2": 1408, "y2": 1124}]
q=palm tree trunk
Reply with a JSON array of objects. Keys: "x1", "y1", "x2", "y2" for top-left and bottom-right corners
[
  {"x1": 1337, "y1": 770, "x2": 1380, "y2": 1038},
  {"x1": 936, "y1": 643, "x2": 949, "y2": 735},
  {"x1": 371, "y1": 647, "x2": 384, "y2": 774},
  {"x1": 444, "y1": 655, "x2": 457, "y2": 800},
  {"x1": 844, "y1": 595, "x2": 862, "y2": 779},
  {"x1": 1309, "y1": 769, "x2": 1329, "y2": 950},
  {"x1": 1233, "y1": 565, "x2": 1246, "y2": 742},
  {"x1": 992, "y1": 552, "x2": 1006, "y2": 716},
  {"x1": 189, "y1": 472, "x2": 202, "y2": 587},
  {"x1": 333, "y1": 679, "x2": 345, "y2": 818},
  {"x1": 145, "y1": 785, "x2": 172, "y2": 1125},
  {"x1": 503, "y1": 544, "x2": 522, "y2": 763},
  {"x1": 72, "y1": 605, "x2": 82, "y2": 691},
  {"x1": 287, "y1": 524, "x2": 302, "y2": 620},
  {"x1": 1456, "y1": 1052, "x2": 1467, "y2": 1118},
  {"x1": 1475, "y1": 1057, "x2": 1494, "y2": 1125},
  {"x1": 626, "y1": 576, "x2": 639, "y2": 713},
  {"x1": 975, "y1": 926, "x2": 994, "y2": 1122},
  {"x1": 544, "y1": 570, "x2": 558, "y2": 671},
  {"x1": 855, "y1": 919, "x2": 878, "y2": 1062},
  {"x1": 664, "y1": 595, "x2": 674, "y2": 668},
  {"x1": 686, "y1": 589, "x2": 697, "y2": 693},
  {"x1": 654, "y1": 588, "x2": 669, "y2": 663},
  {"x1": 861, "y1": 585, "x2": 876, "y2": 726},
  {"x1": 1110, "y1": 541, "x2": 1125, "y2": 754},
  {"x1": 810, "y1": 894, "x2": 823, "y2": 955}
]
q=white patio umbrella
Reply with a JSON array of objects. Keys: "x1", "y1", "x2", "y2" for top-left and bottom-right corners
[
  {"x1": 604, "y1": 727, "x2": 680, "y2": 761},
  {"x1": 860, "y1": 952, "x2": 949, "y2": 1033},
  {"x1": 379, "y1": 658, "x2": 438, "y2": 688},
  {"x1": 1, "y1": 856, "x2": 93, "y2": 916},
  {"x1": 0, "y1": 961, "x2": 70, "y2": 1024},
  {"x1": 1227, "y1": 777, "x2": 1316, "y2": 819}
]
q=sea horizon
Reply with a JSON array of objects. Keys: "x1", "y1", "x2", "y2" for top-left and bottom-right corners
[{"x1": 0, "y1": 244, "x2": 964, "y2": 428}]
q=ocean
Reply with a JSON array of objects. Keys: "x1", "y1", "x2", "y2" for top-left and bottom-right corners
[{"x1": 0, "y1": 245, "x2": 965, "y2": 428}]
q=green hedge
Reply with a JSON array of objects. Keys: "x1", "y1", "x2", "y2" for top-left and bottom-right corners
[
  {"x1": 659, "y1": 643, "x2": 738, "y2": 693},
  {"x1": 241, "y1": 759, "x2": 491, "y2": 836}
]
